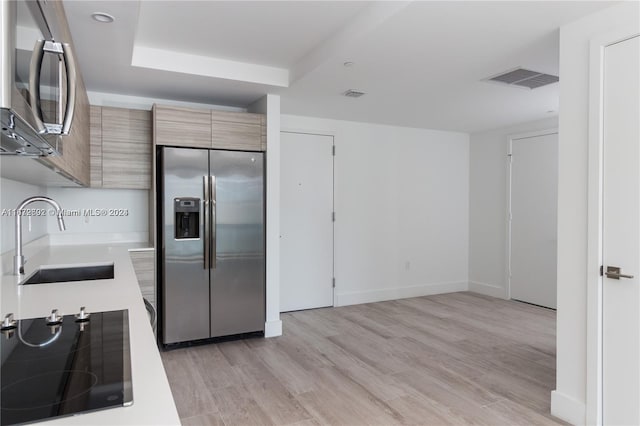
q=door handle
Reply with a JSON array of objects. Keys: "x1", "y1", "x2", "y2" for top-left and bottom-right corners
[
  {"x1": 605, "y1": 266, "x2": 635, "y2": 280},
  {"x1": 210, "y1": 175, "x2": 217, "y2": 269},
  {"x1": 203, "y1": 176, "x2": 209, "y2": 270}
]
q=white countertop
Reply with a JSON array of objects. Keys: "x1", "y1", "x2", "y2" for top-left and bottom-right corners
[{"x1": 0, "y1": 244, "x2": 180, "y2": 425}]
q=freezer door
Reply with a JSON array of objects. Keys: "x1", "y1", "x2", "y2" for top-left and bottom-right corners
[
  {"x1": 209, "y1": 150, "x2": 265, "y2": 337},
  {"x1": 161, "y1": 147, "x2": 210, "y2": 344}
]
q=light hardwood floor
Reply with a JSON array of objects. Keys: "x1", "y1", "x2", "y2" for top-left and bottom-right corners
[{"x1": 161, "y1": 292, "x2": 565, "y2": 425}]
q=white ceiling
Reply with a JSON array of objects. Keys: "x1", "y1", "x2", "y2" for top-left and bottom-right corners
[
  {"x1": 135, "y1": 2, "x2": 369, "y2": 69},
  {"x1": 62, "y1": 0, "x2": 614, "y2": 133}
]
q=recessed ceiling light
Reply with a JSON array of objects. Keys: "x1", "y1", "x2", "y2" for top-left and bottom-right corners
[
  {"x1": 91, "y1": 12, "x2": 115, "y2": 23},
  {"x1": 343, "y1": 61, "x2": 354, "y2": 67}
]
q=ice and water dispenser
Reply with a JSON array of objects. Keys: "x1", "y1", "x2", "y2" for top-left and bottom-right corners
[{"x1": 174, "y1": 198, "x2": 200, "y2": 239}]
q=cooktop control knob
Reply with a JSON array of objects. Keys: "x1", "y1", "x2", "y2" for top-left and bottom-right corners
[
  {"x1": 1, "y1": 313, "x2": 17, "y2": 330},
  {"x1": 45, "y1": 309, "x2": 63, "y2": 325},
  {"x1": 75, "y1": 307, "x2": 90, "y2": 322}
]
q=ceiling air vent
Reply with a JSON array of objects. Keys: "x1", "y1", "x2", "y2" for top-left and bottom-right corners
[
  {"x1": 486, "y1": 67, "x2": 559, "y2": 89},
  {"x1": 343, "y1": 89, "x2": 366, "y2": 98}
]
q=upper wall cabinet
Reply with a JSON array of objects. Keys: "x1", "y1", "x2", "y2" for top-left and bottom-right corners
[
  {"x1": 154, "y1": 105, "x2": 266, "y2": 151},
  {"x1": 154, "y1": 105, "x2": 211, "y2": 148},
  {"x1": 90, "y1": 106, "x2": 152, "y2": 189},
  {"x1": 211, "y1": 110, "x2": 265, "y2": 151}
]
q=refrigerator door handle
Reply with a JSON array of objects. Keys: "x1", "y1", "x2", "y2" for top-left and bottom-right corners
[
  {"x1": 203, "y1": 175, "x2": 210, "y2": 270},
  {"x1": 210, "y1": 175, "x2": 217, "y2": 269}
]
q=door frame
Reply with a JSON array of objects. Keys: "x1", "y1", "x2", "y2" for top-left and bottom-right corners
[
  {"x1": 506, "y1": 129, "x2": 558, "y2": 302},
  {"x1": 586, "y1": 29, "x2": 640, "y2": 426},
  {"x1": 279, "y1": 129, "x2": 336, "y2": 308}
]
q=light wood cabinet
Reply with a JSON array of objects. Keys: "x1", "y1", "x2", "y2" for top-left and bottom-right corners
[
  {"x1": 154, "y1": 105, "x2": 211, "y2": 148},
  {"x1": 129, "y1": 249, "x2": 155, "y2": 309},
  {"x1": 89, "y1": 106, "x2": 152, "y2": 189},
  {"x1": 261, "y1": 115, "x2": 267, "y2": 151},
  {"x1": 89, "y1": 106, "x2": 102, "y2": 187},
  {"x1": 211, "y1": 110, "x2": 262, "y2": 151},
  {"x1": 210, "y1": 110, "x2": 262, "y2": 126},
  {"x1": 153, "y1": 104, "x2": 266, "y2": 152},
  {"x1": 102, "y1": 108, "x2": 152, "y2": 189}
]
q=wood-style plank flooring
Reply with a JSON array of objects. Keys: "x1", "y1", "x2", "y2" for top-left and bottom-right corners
[{"x1": 161, "y1": 292, "x2": 565, "y2": 425}]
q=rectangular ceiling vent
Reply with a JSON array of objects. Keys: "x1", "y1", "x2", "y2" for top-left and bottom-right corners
[
  {"x1": 343, "y1": 89, "x2": 366, "y2": 98},
  {"x1": 486, "y1": 68, "x2": 559, "y2": 89}
]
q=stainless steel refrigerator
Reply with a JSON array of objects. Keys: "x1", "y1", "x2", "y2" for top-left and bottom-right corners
[{"x1": 159, "y1": 147, "x2": 265, "y2": 345}]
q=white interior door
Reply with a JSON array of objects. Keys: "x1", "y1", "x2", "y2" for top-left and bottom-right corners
[
  {"x1": 602, "y1": 35, "x2": 640, "y2": 425},
  {"x1": 280, "y1": 132, "x2": 334, "y2": 312},
  {"x1": 509, "y1": 132, "x2": 558, "y2": 309}
]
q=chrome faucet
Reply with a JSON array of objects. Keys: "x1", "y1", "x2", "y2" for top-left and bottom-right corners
[{"x1": 14, "y1": 196, "x2": 66, "y2": 275}]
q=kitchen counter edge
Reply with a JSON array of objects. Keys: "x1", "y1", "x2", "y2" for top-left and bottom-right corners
[{"x1": 0, "y1": 243, "x2": 179, "y2": 426}]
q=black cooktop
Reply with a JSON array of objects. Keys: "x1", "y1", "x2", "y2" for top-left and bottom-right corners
[{"x1": 0, "y1": 310, "x2": 132, "y2": 425}]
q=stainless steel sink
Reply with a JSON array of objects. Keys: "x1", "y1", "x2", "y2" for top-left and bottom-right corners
[{"x1": 21, "y1": 264, "x2": 114, "y2": 285}]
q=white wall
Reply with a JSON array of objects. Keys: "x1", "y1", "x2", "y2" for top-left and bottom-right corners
[
  {"x1": 468, "y1": 117, "x2": 558, "y2": 298},
  {"x1": 282, "y1": 114, "x2": 469, "y2": 306},
  {"x1": 249, "y1": 94, "x2": 282, "y2": 337},
  {"x1": 0, "y1": 178, "x2": 48, "y2": 255},
  {"x1": 45, "y1": 187, "x2": 149, "y2": 245},
  {"x1": 553, "y1": 3, "x2": 639, "y2": 425},
  {"x1": 0, "y1": 177, "x2": 148, "y2": 270}
]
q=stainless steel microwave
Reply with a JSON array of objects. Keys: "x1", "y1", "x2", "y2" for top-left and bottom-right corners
[{"x1": 0, "y1": 0, "x2": 78, "y2": 156}]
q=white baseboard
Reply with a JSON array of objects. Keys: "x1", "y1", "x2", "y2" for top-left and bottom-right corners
[
  {"x1": 551, "y1": 390, "x2": 586, "y2": 425},
  {"x1": 468, "y1": 281, "x2": 508, "y2": 299},
  {"x1": 264, "y1": 319, "x2": 282, "y2": 338},
  {"x1": 335, "y1": 281, "x2": 468, "y2": 307}
]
